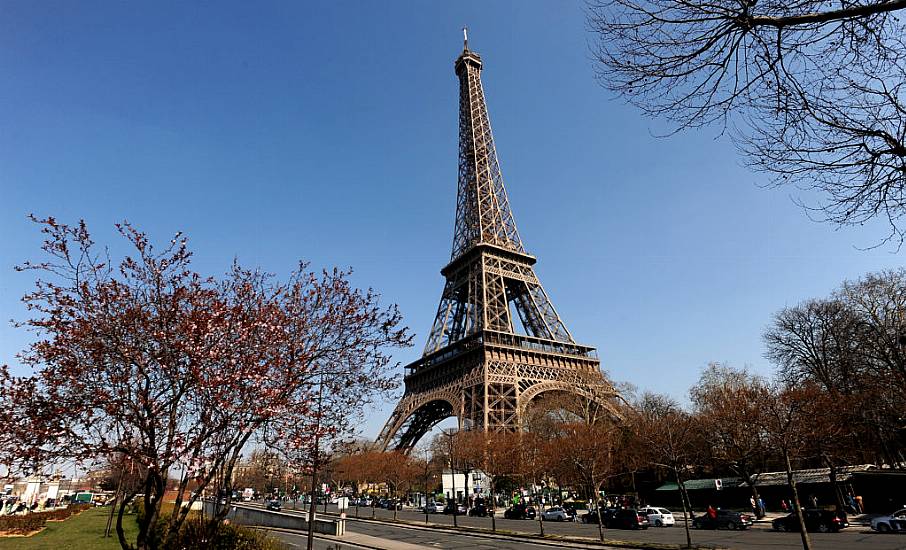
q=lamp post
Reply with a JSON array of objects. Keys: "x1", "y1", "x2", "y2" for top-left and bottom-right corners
[{"x1": 423, "y1": 448, "x2": 430, "y2": 524}]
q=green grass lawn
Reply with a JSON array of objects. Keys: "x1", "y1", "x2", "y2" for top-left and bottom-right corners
[{"x1": 0, "y1": 507, "x2": 138, "y2": 550}]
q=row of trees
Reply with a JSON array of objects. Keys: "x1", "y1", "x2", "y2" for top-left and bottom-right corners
[
  {"x1": 0, "y1": 218, "x2": 412, "y2": 550},
  {"x1": 320, "y1": 270, "x2": 905, "y2": 550}
]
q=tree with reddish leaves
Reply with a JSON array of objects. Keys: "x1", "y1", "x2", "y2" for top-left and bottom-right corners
[
  {"x1": 3, "y1": 217, "x2": 411, "y2": 550},
  {"x1": 457, "y1": 430, "x2": 521, "y2": 532},
  {"x1": 691, "y1": 363, "x2": 769, "y2": 518},
  {"x1": 627, "y1": 393, "x2": 702, "y2": 549}
]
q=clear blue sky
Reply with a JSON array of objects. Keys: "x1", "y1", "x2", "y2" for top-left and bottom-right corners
[{"x1": 1, "y1": 1, "x2": 902, "y2": 440}]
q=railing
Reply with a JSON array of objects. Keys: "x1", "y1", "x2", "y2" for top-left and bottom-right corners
[{"x1": 406, "y1": 331, "x2": 597, "y2": 376}]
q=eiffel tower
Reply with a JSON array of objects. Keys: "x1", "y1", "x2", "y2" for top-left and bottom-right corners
[{"x1": 377, "y1": 34, "x2": 618, "y2": 452}]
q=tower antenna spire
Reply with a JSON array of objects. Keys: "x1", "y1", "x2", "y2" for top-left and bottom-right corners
[{"x1": 463, "y1": 26, "x2": 468, "y2": 50}]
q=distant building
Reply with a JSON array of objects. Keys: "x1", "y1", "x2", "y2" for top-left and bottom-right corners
[{"x1": 441, "y1": 469, "x2": 488, "y2": 503}]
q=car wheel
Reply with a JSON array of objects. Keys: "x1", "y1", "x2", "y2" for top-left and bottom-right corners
[
  {"x1": 726, "y1": 521, "x2": 737, "y2": 530},
  {"x1": 655, "y1": 520, "x2": 662, "y2": 527},
  {"x1": 817, "y1": 523, "x2": 830, "y2": 533},
  {"x1": 878, "y1": 523, "x2": 891, "y2": 533}
]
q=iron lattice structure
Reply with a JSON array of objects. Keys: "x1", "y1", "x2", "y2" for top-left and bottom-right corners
[{"x1": 377, "y1": 41, "x2": 619, "y2": 452}]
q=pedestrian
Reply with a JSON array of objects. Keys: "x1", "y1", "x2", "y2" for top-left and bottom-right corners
[
  {"x1": 854, "y1": 495, "x2": 863, "y2": 514},
  {"x1": 781, "y1": 499, "x2": 788, "y2": 512},
  {"x1": 750, "y1": 496, "x2": 757, "y2": 516},
  {"x1": 810, "y1": 495, "x2": 818, "y2": 509},
  {"x1": 707, "y1": 504, "x2": 717, "y2": 520},
  {"x1": 757, "y1": 497, "x2": 765, "y2": 517}
]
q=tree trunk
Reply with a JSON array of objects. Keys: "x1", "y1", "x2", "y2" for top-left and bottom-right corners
[
  {"x1": 785, "y1": 451, "x2": 812, "y2": 550},
  {"x1": 538, "y1": 506, "x2": 545, "y2": 536},
  {"x1": 451, "y1": 472, "x2": 457, "y2": 528},
  {"x1": 105, "y1": 463, "x2": 125, "y2": 537},
  {"x1": 825, "y1": 458, "x2": 846, "y2": 512},
  {"x1": 115, "y1": 489, "x2": 137, "y2": 550},
  {"x1": 675, "y1": 468, "x2": 693, "y2": 549},
  {"x1": 595, "y1": 496, "x2": 605, "y2": 542},
  {"x1": 135, "y1": 470, "x2": 165, "y2": 550},
  {"x1": 392, "y1": 484, "x2": 398, "y2": 521},
  {"x1": 490, "y1": 479, "x2": 496, "y2": 532},
  {"x1": 306, "y1": 457, "x2": 319, "y2": 550},
  {"x1": 745, "y1": 475, "x2": 763, "y2": 518}
]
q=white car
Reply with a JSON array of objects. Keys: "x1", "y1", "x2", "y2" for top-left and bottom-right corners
[
  {"x1": 423, "y1": 501, "x2": 442, "y2": 513},
  {"x1": 541, "y1": 506, "x2": 573, "y2": 521},
  {"x1": 640, "y1": 507, "x2": 676, "y2": 527},
  {"x1": 871, "y1": 508, "x2": 906, "y2": 533}
]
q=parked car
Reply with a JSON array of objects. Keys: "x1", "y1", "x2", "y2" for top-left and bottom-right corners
[
  {"x1": 265, "y1": 500, "x2": 281, "y2": 511},
  {"x1": 443, "y1": 502, "x2": 467, "y2": 515},
  {"x1": 581, "y1": 507, "x2": 609, "y2": 524},
  {"x1": 606, "y1": 508, "x2": 650, "y2": 530},
  {"x1": 468, "y1": 503, "x2": 489, "y2": 517},
  {"x1": 692, "y1": 510, "x2": 753, "y2": 530},
  {"x1": 640, "y1": 507, "x2": 675, "y2": 527},
  {"x1": 541, "y1": 506, "x2": 573, "y2": 522},
  {"x1": 504, "y1": 503, "x2": 537, "y2": 520},
  {"x1": 583, "y1": 507, "x2": 633, "y2": 526},
  {"x1": 423, "y1": 501, "x2": 442, "y2": 514},
  {"x1": 772, "y1": 509, "x2": 848, "y2": 533},
  {"x1": 870, "y1": 508, "x2": 906, "y2": 533}
]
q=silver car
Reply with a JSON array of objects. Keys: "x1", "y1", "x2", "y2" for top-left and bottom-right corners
[
  {"x1": 871, "y1": 508, "x2": 906, "y2": 533},
  {"x1": 541, "y1": 506, "x2": 573, "y2": 521}
]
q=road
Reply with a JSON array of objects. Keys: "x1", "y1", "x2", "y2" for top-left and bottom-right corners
[{"x1": 256, "y1": 502, "x2": 906, "y2": 550}]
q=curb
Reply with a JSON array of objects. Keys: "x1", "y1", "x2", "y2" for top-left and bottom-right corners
[{"x1": 320, "y1": 510, "x2": 726, "y2": 550}]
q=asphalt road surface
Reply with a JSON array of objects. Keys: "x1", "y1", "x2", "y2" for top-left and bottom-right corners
[{"x1": 256, "y1": 502, "x2": 906, "y2": 550}]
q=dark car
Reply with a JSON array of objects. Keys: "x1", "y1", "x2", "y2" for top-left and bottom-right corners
[
  {"x1": 606, "y1": 508, "x2": 650, "y2": 530},
  {"x1": 265, "y1": 500, "x2": 281, "y2": 511},
  {"x1": 773, "y1": 509, "x2": 848, "y2": 533},
  {"x1": 582, "y1": 507, "x2": 610, "y2": 524},
  {"x1": 583, "y1": 508, "x2": 649, "y2": 529},
  {"x1": 469, "y1": 498, "x2": 489, "y2": 517},
  {"x1": 504, "y1": 503, "x2": 537, "y2": 520},
  {"x1": 443, "y1": 502, "x2": 466, "y2": 515},
  {"x1": 692, "y1": 510, "x2": 754, "y2": 530}
]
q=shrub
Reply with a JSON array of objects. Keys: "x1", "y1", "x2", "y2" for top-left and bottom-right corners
[
  {"x1": 0, "y1": 514, "x2": 47, "y2": 535},
  {"x1": 168, "y1": 519, "x2": 285, "y2": 550},
  {"x1": 133, "y1": 501, "x2": 280, "y2": 549}
]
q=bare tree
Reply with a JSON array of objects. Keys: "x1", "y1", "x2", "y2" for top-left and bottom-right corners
[
  {"x1": 765, "y1": 269, "x2": 906, "y2": 466},
  {"x1": 629, "y1": 393, "x2": 701, "y2": 549},
  {"x1": 556, "y1": 422, "x2": 620, "y2": 542},
  {"x1": 588, "y1": 0, "x2": 906, "y2": 243},
  {"x1": 690, "y1": 363, "x2": 769, "y2": 517},
  {"x1": 759, "y1": 381, "x2": 823, "y2": 550}
]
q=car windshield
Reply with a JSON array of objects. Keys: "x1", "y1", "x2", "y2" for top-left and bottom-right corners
[{"x1": 658, "y1": 508, "x2": 670, "y2": 514}]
